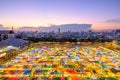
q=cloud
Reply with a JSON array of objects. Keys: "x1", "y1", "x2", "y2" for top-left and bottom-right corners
[
  {"x1": 0, "y1": 24, "x2": 7, "y2": 30},
  {"x1": 38, "y1": 24, "x2": 91, "y2": 32},
  {"x1": 0, "y1": 24, "x2": 12, "y2": 30},
  {"x1": 18, "y1": 26, "x2": 39, "y2": 31},
  {"x1": 105, "y1": 18, "x2": 120, "y2": 23}
]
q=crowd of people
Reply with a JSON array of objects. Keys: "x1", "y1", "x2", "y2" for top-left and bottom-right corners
[{"x1": 0, "y1": 42, "x2": 120, "y2": 80}]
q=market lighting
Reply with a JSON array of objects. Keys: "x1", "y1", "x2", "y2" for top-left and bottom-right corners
[
  {"x1": 0, "y1": 53, "x2": 6, "y2": 58},
  {"x1": 0, "y1": 42, "x2": 119, "y2": 79}
]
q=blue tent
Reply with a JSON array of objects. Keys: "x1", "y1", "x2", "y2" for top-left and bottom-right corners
[{"x1": 24, "y1": 70, "x2": 31, "y2": 75}]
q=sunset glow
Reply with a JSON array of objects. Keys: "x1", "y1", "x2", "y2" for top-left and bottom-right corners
[{"x1": 0, "y1": 0, "x2": 120, "y2": 30}]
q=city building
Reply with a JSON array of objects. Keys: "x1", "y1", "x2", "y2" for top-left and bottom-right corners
[{"x1": 0, "y1": 27, "x2": 14, "y2": 41}]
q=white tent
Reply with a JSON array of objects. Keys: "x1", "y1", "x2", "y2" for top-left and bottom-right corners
[{"x1": 0, "y1": 38, "x2": 28, "y2": 47}]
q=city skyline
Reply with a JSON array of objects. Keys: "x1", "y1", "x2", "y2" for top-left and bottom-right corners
[{"x1": 0, "y1": 0, "x2": 120, "y2": 30}]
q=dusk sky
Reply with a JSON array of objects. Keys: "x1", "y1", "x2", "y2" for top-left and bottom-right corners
[{"x1": 0, "y1": 0, "x2": 120, "y2": 30}]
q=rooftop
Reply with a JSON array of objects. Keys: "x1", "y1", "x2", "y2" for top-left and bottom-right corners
[{"x1": 0, "y1": 38, "x2": 28, "y2": 47}]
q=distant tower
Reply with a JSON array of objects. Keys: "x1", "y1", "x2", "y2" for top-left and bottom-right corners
[
  {"x1": 58, "y1": 28, "x2": 60, "y2": 33},
  {"x1": 8, "y1": 26, "x2": 15, "y2": 39},
  {"x1": 12, "y1": 26, "x2": 14, "y2": 31}
]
